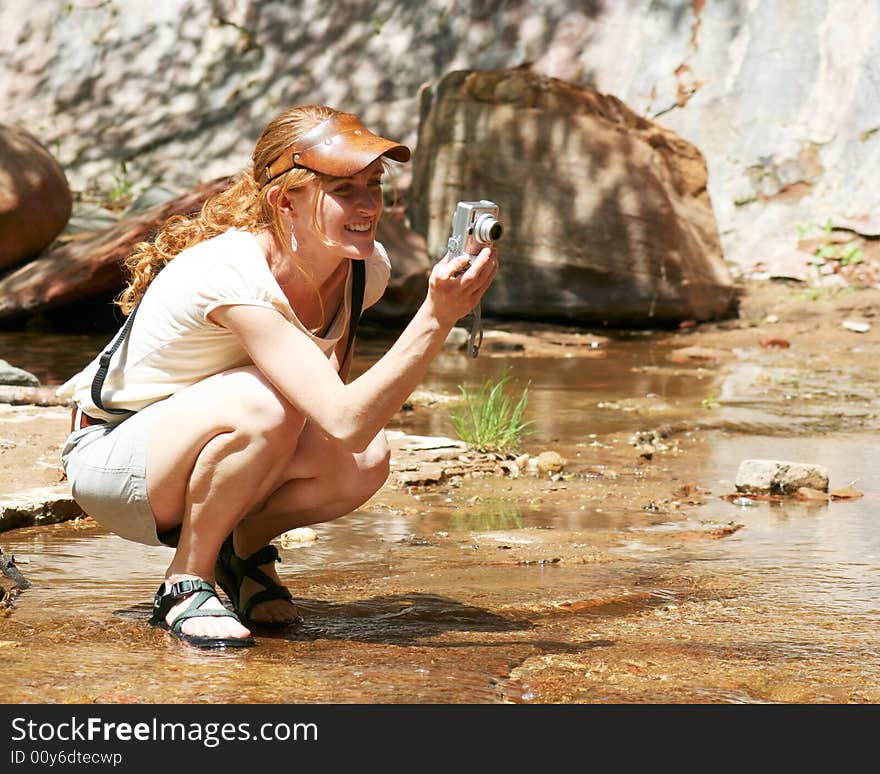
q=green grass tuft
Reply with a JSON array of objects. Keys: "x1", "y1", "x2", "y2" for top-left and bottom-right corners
[{"x1": 449, "y1": 369, "x2": 533, "y2": 454}]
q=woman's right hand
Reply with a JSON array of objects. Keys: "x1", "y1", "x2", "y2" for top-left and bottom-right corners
[{"x1": 425, "y1": 246, "x2": 499, "y2": 328}]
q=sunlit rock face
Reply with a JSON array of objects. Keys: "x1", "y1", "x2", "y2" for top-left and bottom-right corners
[
  {"x1": 409, "y1": 69, "x2": 734, "y2": 325},
  {"x1": 1, "y1": 2, "x2": 878, "y2": 318}
]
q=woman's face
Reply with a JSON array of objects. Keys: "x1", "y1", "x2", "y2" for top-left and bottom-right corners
[{"x1": 287, "y1": 159, "x2": 385, "y2": 262}]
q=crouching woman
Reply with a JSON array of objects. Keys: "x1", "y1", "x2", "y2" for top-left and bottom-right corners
[{"x1": 56, "y1": 104, "x2": 498, "y2": 649}]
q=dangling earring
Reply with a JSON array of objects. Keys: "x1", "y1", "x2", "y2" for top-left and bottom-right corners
[{"x1": 290, "y1": 224, "x2": 298, "y2": 253}]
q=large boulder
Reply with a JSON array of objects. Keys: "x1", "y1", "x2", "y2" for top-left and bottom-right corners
[
  {"x1": 408, "y1": 69, "x2": 736, "y2": 326},
  {"x1": 0, "y1": 125, "x2": 72, "y2": 270}
]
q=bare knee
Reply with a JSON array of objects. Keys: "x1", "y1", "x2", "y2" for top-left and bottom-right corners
[
  {"x1": 350, "y1": 431, "x2": 390, "y2": 500},
  {"x1": 225, "y1": 374, "x2": 306, "y2": 444}
]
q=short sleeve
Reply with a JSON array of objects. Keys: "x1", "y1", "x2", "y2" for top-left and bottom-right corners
[
  {"x1": 190, "y1": 234, "x2": 291, "y2": 323},
  {"x1": 363, "y1": 241, "x2": 392, "y2": 309}
]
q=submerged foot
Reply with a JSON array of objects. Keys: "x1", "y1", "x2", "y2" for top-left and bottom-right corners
[
  {"x1": 163, "y1": 574, "x2": 253, "y2": 641},
  {"x1": 216, "y1": 538, "x2": 301, "y2": 627},
  {"x1": 239, "y1": 562, "x2": 300, "y2": 626}
]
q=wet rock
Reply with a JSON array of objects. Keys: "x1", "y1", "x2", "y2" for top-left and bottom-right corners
[
  {"x1": 667, "y1": 346, "x2": 734, "y2": 364},
  {"x1": 387, "y1": 432, "x2": 467, "y2": 452},
  {"x1": 759, "y1": 336, "x2": 790, "y2": 348},
  {"x1": 278, "y1": 527, "x2": 318, "y2": 547},
  {"x1": 830, "y1": 485, "x2": 864, "y2": 500},
  {"x1": 0, "y1": 487, "x2": 82, "y2": 532},
  {"x1": 630, "y1": 428, "x2": 675, "y2": 457},
  {"x1": 514, "y1": 453, "x2": 530, "y2": 469},
  {"x1": 0, "y1": 360, "x2": 40, "y2": 387},
  {"x1": 735, "y1": 459, "x2": 829, "y2": 495},
  {"x1": 535, "y1": 451, "x2": 566, "y2": 475},
  {"x1": 397, "y1": 462, "x2": 446, "y2": 487},
  {"x1": 486, "y1": 339, "x2": 526, "y2": 353},
  {"x1": 477, "y1": 327, "x2": 608, "y2": 358},
  {"x1": 0, "y1": 546, "x2": 30, "y2": 589},
  {"x1": 795, "y1": 487, "x2": 829, "y2": 502}
]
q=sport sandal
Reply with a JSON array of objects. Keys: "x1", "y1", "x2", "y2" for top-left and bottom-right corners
[
  {"x1": 215, "y1": 535, "x2": 302, "y2": 629},
  {"x1": 149, "y1": 578, "x2": 256, "y2": 649}
]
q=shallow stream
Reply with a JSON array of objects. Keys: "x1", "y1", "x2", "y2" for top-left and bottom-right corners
[{"x1": 0, "y1": 324, "x2": 877, "y2": 703}]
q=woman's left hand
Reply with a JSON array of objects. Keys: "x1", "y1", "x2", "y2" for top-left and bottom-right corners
[{"x1": 425, "y1": 246, "x2": 498, "y2": 328}]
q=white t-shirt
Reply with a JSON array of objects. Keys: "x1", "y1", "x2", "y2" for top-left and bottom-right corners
[{"x1": 56, "y1": 228, "x2": 391, "y2": 420}]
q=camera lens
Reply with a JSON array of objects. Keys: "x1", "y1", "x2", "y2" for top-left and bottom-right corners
[{"x1": 474, "y1": 214, "x2": 503, "y2": 243}]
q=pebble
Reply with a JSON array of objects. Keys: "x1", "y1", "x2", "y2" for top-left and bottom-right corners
[
  {"x1": 536, "y1": 450, "x2": 566, "y2": 474},
  {"x1": 735, "y1": 459, "x2": 829, "y2": 495},
  {"x1": 842, "y1": 319, "x2": 871, "y2": 333},
  {"x1": 278, "y1": 527, "x2": 318, "y2": 547}
]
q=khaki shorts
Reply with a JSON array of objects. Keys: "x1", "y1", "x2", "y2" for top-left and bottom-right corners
[{"x1": 61, "y1": 401, "x2": 166, "y2": 547}]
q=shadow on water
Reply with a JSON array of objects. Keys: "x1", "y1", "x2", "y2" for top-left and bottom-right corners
[{"x1": 113, "y1": 592, "x2": 532, "y2": 646}]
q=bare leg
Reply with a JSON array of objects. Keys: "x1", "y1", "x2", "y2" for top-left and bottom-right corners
[
  {"x1": 235, "y1": 423, "x2": 390, "y2": 552},
  {"x1": 229, "y1": 424, "x2": 390, "y2": 625},
  {"x1": 144, "y1": 366, "x2": 390, "y2": 637},
  {"x1": 146, "y1": 367, "x2": 306, "y2": 641}
]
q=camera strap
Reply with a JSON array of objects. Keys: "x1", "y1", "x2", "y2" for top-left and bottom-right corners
[
  {"x1": 468, "y1": 302, "x2": 483, "y2": 358},
  {"x1": 91, "y1": 302, "x2": 141, "y2": 416}
]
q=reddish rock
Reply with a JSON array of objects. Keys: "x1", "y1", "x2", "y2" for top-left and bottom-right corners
[
  {"x1": 760, "y1": 336, "x2": 790, "y2": 348},
  {"x1": 666, "y1": 346, "x2": 733, "y2": 364},
  {"x1": 0, "y1": 125, "x2": 72, "y2": 270}
]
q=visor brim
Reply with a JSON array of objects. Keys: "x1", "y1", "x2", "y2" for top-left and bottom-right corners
[{"x1": 261, "y1": 113, "x2": 411, "y2": 184}]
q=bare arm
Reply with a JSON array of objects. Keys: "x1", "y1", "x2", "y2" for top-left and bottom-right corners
[{"x1": 211, "y1": 247, "x2": 498, "y2": 451}]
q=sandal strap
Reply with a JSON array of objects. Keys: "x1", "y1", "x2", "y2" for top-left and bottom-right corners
[
  {"x1": 216, "y1": 537, "x2": 296, "y2": 621},
  {"x1": 240, "y1": 585, "x2": 294, "y2": 621},
  {"x1": 150, "y1": 578, "x2": 220, "y2": 624},
  {"x1": 167, "y1": 578, "x2": 216, "y2": 599},
  {"x1": 229, "y1": 560, "x2": 284, "y2": 612},
  {"x1": 170, "y1": 601, "x2": 239, "y2": 633},
  {"x1": 235, "y1": 544, "x2": 280, "y2": 570}
]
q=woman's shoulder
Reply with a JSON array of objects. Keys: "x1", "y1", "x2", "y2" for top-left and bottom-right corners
[
  {"x1": 148, "y1": 228, "x2": 271, "y2": 297},
  {"x1": 186, "y1": 227, "x2": 262, "y2": 258},
  {"x1": 164, "y1": 228, "x2": 264, "y2": 273}
]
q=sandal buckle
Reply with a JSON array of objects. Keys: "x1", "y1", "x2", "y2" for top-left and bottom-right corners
[
  {"x1": 171, "y1": 578, "x2": 198, "y2": 597},
  {"x1": 166, "y1": 578, "x2": 213, "y2": 600}
]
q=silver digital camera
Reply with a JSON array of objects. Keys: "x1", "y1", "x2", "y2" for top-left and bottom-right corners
[{"x1": 447, "y1": 200, "x2": 503, "y2": 258}]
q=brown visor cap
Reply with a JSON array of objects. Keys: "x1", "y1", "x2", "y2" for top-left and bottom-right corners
[{"x1": 260, "y1": 113, "x2": 411, "y2": 184}]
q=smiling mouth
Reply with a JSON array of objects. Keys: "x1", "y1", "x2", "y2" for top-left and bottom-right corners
[{"x1": 344, "y1": 223, "x2": 372, "y2": 233}]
